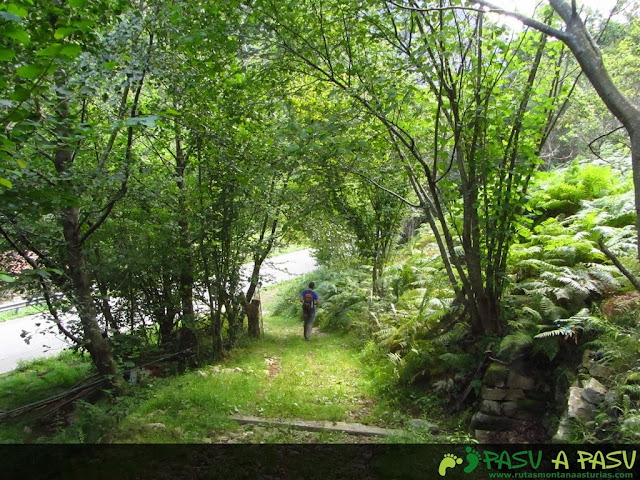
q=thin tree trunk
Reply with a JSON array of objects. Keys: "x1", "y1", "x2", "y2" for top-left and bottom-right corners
[
  {"x1": 548, "y1": 0, "x2": 640, "y2": 259},
  {"x1": 53, "y1": 71, "x2": 121, "y2": 387},
  {"x1": 60, "y1": 207, "x2": 121, "y2": 382},
  {"x1": 97, "y1": 280, "x2": 119, "y2": 334},
  {"x1": 175, "y1": 132, "x2": 195, "y2": 321}
]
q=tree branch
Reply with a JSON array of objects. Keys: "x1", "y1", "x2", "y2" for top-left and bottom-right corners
[
  {"x1": 387, "y1": 0, "x2": 484, "y2": 14},
  {"x1": 588, "y1": 125, "x2": 626, "y2": 158},
  {"x1": 597, "y1": 237, "x2": 640, "y2": 292},
  {"x1": 472, "y1": 0, "x2": 570, "y2": 41},
  {"x1": 342, "y1": 166, "x2": 421, "y2": 208}
]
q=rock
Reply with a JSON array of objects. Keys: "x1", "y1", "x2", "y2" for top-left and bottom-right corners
[
  {"x1": 22, "y1": 426, "x2": 32, "y2": 436},
  {"x1": 197, "y1": 370, "x2": 208, "y2": 377},
  {"x1": 484, "y1": 364, "x2": 509, "y2": 387},
  {"x1": 203, "y1": 437, "x2": 214, "y2": 444},
  {"x1": 502, "y1": 401, "x2": 519, "y2": 418},
  {"x1": 474, "y1": 429, "x2": 494, "y2": 443},
  {"x1": 626, "y1": 372, "x2": 640, "y2": 385},
  {"x1": 480, "y1": 387, "x2": 507, "y2": 401},
  {"x1": 479, "y1": 400, "x2": 501, "y2": 416},
  {"x1": 507, "y1": 372, "x2": 535, "y2": 390},
  {"x1": 407, "y1": 419, "x2": 440, "y2": 433},
  {"x1": 567, "y1": 387, "x2": 595, "y2": 422},
  {"x1": 470, "y1": 412, "x2": 525, "y2": 431},
  {"x1": 604, "y1": 392, "x2": 618, "y2": 406},
  {"x1": 582, "y1": 378, "x2": 607, "y2": 405},
  {"x1": 553, "y1": 415, "x2": 572, "y2": 442},
  {"x1": 173, "y1": 427, "x2": 183, "y2": 437},
  {"x1": 512, "y1": 399, "x2": 546, "y2": 420},
  {"x1": 589, "y1": 364, "x2": 614, "y2": 380},
  {"x1": 146, "y1": 423, "x2": 167, "y2": 430},
  {"x1": 622, "y1": 416, "x2": 640, "y2": 437},
  {"x1": 582, "y1": 350, "x2": 594, "y2": 367},
  {"x1": 505, "y1": 389, "x2": 526, "y2": 401}
]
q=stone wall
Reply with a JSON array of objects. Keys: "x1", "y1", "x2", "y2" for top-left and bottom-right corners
[
  {"x1": 553, "y1": 350, "x2": 616, "y2": 442},
  {"x1": 470, "y1": 363, "x2": 548, "y2": 442}
]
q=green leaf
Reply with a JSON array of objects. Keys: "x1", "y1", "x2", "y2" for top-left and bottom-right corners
[
  {"x1": 69, "y1": 0, "x2": 88, "y2": 7},
  {"x1": 54, "y1": 27, "x2": 76, "y2": 40},
  {"x1": 16, "y1": 64, "x2": 45, "y2": 79},
  {"x1": 126, "y1": 116, "x2": 160, "y2": 128},
  {"x1": 73, "y1": 18, "x2": 94, "y2": 31},
  {"x1": 5, "y1": 28, "x2": 30, "y2": 44},
  {"x1": 36, "y1": 44, "x2": 63, "y2": 57},
  {"x1": 103, "y1": 61, "x2": 117, "y2": 70},
  {"x1": 0, "y1": 48, "x2": 15, "y2": 61},
  {"x1": 0, "y1": 273, "x2": 15, "y2": 283},
  {"x1": 60, "y1": 44, "x2": 82, "y2": 59},
  {"x1": 0, "y1": 178, "x2": 13, "y2": 188},
  {"x1": 6, "y1": 3, "x2": 28, "y2": 18},
  {"x1": 9, "y1": 86, "x2": 30, "y2": 101},
  {"x1": 285, "y1": 144, "x2": 300, "y2": 153}
]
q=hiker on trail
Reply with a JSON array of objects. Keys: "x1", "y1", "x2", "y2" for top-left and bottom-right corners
[{"x1": 300, "y1": 282, "x2": 319, "y2": 341}]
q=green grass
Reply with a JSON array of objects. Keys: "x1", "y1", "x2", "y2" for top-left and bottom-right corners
[
  {"x1": 0, "y1": 351, "x2": 94, "y2": 443},
  {"x1": 0, "y1": 350, "x2": 94, "y2": 413},
  {"x1": 112, "y1": 313, "x2": 383, "y2": 443},
  {"x1": 0, "y1": 304, "x2": 47, "y2": 323},
  {"x1": 0, "y1": 275, "x2": 432, "y2": 444}
]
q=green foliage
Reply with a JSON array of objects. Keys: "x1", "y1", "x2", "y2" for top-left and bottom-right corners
[
  {"x1": 0, "y1": 350, "x2": 93, "y2": 413},
  {"x1": 270, "y1": 267, "x2": 371, "y2": 331},
  {"x1": 529, "y1": 163, "x2": 627, "y2": 217},
  {"x1": 501, "y1": 163, "x2": 634, "y2": 363}
]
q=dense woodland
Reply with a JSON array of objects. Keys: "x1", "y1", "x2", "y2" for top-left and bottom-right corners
[{"x1": 1, "y1": 0, "x2": 640, "y2": 445}]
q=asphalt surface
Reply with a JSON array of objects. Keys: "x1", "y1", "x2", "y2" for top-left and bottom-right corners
[{"x1": 0, "y1": 249, "x2": 317, "y2": 375}]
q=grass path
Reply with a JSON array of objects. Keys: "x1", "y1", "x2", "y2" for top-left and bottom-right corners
[{"x1": 114, "y1": 304, "x2": 390, "y2": 443}]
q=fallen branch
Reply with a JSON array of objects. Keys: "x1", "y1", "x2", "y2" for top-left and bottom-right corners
[{"x1": 597, "y1": 237, "x2": 640, "y2": 292}]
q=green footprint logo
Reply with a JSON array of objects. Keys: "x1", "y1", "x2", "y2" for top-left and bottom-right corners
[
  {"x1": 463, "y1": 446, "x2": 481, "y2": 474},
  {"x1": 438, "y1": 453, "x2": 463, "y2": 476}
]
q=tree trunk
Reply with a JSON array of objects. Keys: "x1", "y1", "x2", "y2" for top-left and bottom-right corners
[
  {"x1": 175, "y1": 132, "x2": 195, "y2": 321},
  {"x1": 549, "y1": 0, "x2": 640, "y2": 258},
  {"x1": 247, "y1": 299, "x2": 261, "y2": 338},
  {"x1": 60, "y1": 208, "x2": 121, "y2": 383},
  {"x1": 53, "y1": 70, "x2": 121, "y2": 387},
  {"x1": 97, "y1": 280, "x2": 119, "y2": 334}
]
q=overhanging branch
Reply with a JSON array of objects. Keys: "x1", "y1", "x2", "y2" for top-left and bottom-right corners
[{"x1": 342, "y1": 166, "x2": 421, "y2": 208}]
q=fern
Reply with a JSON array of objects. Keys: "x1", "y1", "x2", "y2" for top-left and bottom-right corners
[
  {"x1": 499, "y1": 330, "x2": 534, "y2": 357},
  {"x1": 438, "y1": 352, "x2": 475, "y2": 370},
  {"x1": 534, "y1": 326, "x2": 576, "y2": 340},
  {"x1": 619, "y1": 384, "x2": 640, "y2": 399},
  {"x1": 533, "y1": 308, "x2": 604, "y2": 343}
]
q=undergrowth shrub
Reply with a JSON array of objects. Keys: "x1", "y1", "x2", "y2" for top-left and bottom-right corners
[
  {"x1": 530, "y1": 163, "x2": 627, "y2": 217},
  {"x1": 270, "y1": 267, "x2": 370, "y2": 331}
]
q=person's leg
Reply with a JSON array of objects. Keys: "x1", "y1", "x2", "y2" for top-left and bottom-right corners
[{"x1": 304, "y1": 312, "x2": 313, "y2": 340}]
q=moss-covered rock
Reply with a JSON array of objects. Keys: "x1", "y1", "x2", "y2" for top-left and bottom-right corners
[
  {"x1": 484, "y1": 363, "x2": 508, "y2": 387},
  {"x1": 626, "y1": 372, "x2": 640, "y2": 385}
]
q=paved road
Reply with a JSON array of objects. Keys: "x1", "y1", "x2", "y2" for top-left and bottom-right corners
[
  {"x1": 0, "y1": 314, "x2": 72, "y2": 374},
  {"x1": 240, "y1": 248, "x2": 317, "y2": 287},
  {"x1": 0, "y1": 249, "x2": 317, "y2": 375}
]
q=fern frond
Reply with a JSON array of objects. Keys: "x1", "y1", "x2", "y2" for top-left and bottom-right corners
[
  {"x1": 499, "y1": 331, "x2": 534, "y2": 356},
  {"x1": 534, "y1": 327, "x2": 574, "y2": 339},
  {"x1": 520, "y1": 306, "x2": 543, "y2": 322}
]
